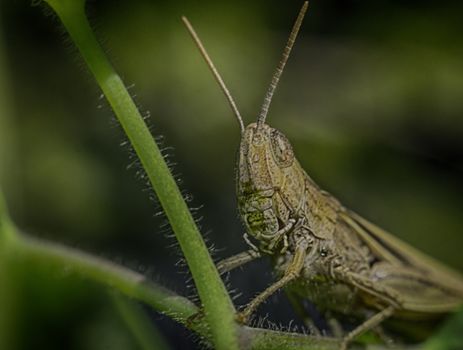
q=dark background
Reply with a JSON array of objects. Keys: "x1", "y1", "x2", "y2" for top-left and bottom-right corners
[{"x1": 1, "y1": 0, "x2": 463, "y2": 349}]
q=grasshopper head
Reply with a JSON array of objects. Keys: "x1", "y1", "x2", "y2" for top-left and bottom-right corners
[
  {"x1": 238, "y1": 123, "x2": 295, "y2": 191},
  {"x1": 182, "y1": 2, "x2": 309, "y2": 253},
  {"x1": 236, "y1": 122, "x2": 305, "y2": 253}
]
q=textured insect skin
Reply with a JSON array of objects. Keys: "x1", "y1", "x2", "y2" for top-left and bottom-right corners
[
  {"x1": 182, "y1": 3, "x2": 463, "y2": 348},
  {"x1": 233, "y1": 121, "x2": 463, "y2": 348},
  {"x1": 237, "y1": 122, "x2": 340, "y2": 255}
]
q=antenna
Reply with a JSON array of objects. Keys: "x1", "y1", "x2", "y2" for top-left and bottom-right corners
[
  {"x1": 257, "y1": 1, "x2": 308, "y2": 127},
  {"x1": 182, "y1": 16, "x2": 245, "y2": 134}
]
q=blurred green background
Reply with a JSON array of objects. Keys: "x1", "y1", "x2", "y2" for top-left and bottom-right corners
[{"x1": 1, "y1": 0, "x2": 463, "y2": 349}]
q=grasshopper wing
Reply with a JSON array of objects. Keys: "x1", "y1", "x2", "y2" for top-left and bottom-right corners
[{"x1": 340, "y1": 211, "x2": 463, "y2": 314}]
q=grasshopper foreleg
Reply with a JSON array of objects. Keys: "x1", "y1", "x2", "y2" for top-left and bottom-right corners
[
  {"x1": 265, "y1": 218, "x2": 297, "y2": 253},
  {"x1": 187, "y1": 249, "x2": 261, "y2": 327},
  {"x1": 216, "y1": 249, "x2": 261, "y2": 274},
  {"x1": 236, "y1": 240, "x2": 308, "y2": 324}
]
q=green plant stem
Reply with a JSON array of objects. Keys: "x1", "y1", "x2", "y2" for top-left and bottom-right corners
[
  {"x1": 244, "y1": 327, "x2": 341, "y2": 350},
  {"x1": 18, "y1": 232, "x2": 200, "y2": 323},
  {"x1": 41, "y1": 1, "x2": 238, "y2": 349},
  {"x1": 112, "y1": 293, "x2": 171, "y2": 350},
  {"x1": 1, "y1": 188, "x2": 341, "y2": 349},
  {"x1": 14, "y1": 229, "x2": 340, "y2": 349}
]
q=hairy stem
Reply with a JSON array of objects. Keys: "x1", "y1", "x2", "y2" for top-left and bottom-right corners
[
  {"x1": 0, "y1": 186, "x2": 341, "y2": 349},
  {"x1": 244, "y1": 327, "x2": 340, "y2": 350},
  {"x1": 15, "y1": 230, "x2": 340, "y2": 349},
  {"x1": 41, "y1": 1, "x2": 238, "y2": 349},
  {"x1": 18, "y1": 233, "x2": 200, "y2": 324}
]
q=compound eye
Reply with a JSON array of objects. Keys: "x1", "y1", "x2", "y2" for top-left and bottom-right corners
[{"x1": 270, "y1": 129, "x2": 294, "y2": 167}]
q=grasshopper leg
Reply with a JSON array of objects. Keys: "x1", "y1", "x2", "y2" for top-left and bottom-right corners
[
  {"x1": 332, "y1": 269, "x2": 400, "y2": 348},
  {"x1": 335, "y1": 268, "x2": 403, "y2": 308},
  {"x1": 340, "y1": 305, "x2": 395, "y2": 350},
  {"x1": 187, "y1": 249, "x2": 260, "y2": 324},
  {"x1": 186, "y1": 249, "x2": 260, "y2": 326},
  {"x1": 237, "y1": 241, "x2": 308, "y2": 324},
  {"x1": 216, "y1": 249, "x2": 261, "y2": 274},
  {"x1": 372, "y1": 324, "x2": 396, "y2": 348}
]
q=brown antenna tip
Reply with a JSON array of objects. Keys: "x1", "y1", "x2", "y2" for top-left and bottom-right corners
[{"x1": 257, "y1": 1, "x2": 309, "y2": 127}]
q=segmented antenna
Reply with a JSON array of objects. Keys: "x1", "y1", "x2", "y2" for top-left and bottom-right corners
[
  {"x1": 182, "y1": 16, "x2": 245, "y2": 134},
  {"x1": 257, "y1": 1, "x2": 308, "y2": 127}
]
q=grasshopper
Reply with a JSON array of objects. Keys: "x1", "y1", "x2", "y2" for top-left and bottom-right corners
[{"x1": 183, "y1": 2, "x2": 463, "y2": 348}]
